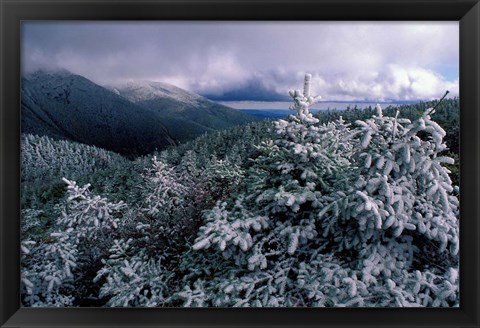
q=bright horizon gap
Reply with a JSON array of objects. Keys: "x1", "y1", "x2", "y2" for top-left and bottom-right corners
[{"x1": 218, "y1": 99, "x2": 450, "y2": 110}]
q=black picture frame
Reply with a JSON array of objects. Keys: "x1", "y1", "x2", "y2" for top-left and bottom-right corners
[{"x1": 1, "y1": 0, "x2": 479, "y2": 327}]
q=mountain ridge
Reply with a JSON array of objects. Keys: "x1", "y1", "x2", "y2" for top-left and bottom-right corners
[
  {"x1": 107, "y1": 79, "x2": 258, "y2": 144},
  {"x1": 21, "y1": 70, "x2": 258, "y2": 157},
  {"x1": 22, "y1": 70, "x2": 177, "y2": 158}
]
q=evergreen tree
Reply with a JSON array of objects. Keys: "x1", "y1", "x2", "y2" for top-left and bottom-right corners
[{"x1": 179, "y1": 74, "x2": 459, "y2": 307}]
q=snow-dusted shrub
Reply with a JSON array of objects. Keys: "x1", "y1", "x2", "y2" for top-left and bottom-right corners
[
  {"x1": 92, "y1": 156, "x2": 200, "y2": 307},
  {"x1": 21, "y1": 178, "x2": 128, "y2": 306},
  {"x1": 311, "y1": 103, "x2": 459, "y2": 306},
  {"x1": 137, "y1": 155, "x2": 203, "y2": 245},
  {"x1": 198, "y1": 157, "x2": 245, "y2": 208},
  {"x1": 142, "y1": 156, "x2": 188, "y2": 219},
  {"x1": 94, "y1": 239, "x2": 172, "y2": 307}
]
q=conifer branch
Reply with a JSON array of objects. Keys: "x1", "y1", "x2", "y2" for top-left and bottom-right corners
[{"x1": 426, "y1": 90, "x2": 450, "y2": 116}]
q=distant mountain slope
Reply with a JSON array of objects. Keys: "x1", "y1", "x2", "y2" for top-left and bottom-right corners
[
  {"x1": 240, "y1": 109, "x2": 291, "y2": 119},
  {"x1": 22, "y1": 70, "x2": 176, "y2": 157},
  {"x1": 109, "y1": 81, "x2": 257, "y2": 143}
]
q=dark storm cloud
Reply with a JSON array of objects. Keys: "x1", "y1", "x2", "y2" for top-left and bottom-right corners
[{"x1": 22, "y1": 21, "x2": 459, "y2": 101}]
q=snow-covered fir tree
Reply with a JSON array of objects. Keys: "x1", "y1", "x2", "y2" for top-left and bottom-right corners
[{"x1": 179, "y1": 74, "x2": 459, "y2": 307}]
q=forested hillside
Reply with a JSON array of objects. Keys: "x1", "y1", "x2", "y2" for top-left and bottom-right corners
[{"x1": 21, "y1": 76, "x2": 460, "y2": 308}]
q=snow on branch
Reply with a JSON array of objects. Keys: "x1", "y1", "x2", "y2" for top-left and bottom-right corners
[{"x1": 288, "y1": 73, "x2": 321, "y2": 118}]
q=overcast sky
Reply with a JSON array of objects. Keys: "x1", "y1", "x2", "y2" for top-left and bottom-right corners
[{"x1": 22, "y1": 21, "x2": 459, "y2": 101}]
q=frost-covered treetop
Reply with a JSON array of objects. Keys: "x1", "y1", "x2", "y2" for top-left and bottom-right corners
[{"x1": 288, "y1": 73, "x2": 321, "y2": 118}]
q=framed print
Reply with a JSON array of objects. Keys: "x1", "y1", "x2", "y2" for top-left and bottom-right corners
[{"x1": 1, "y1": 0, "x2": 479, "y2": 327}]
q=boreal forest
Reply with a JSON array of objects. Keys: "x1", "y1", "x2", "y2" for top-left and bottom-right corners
[{"x1": 21, "y1": 75, "x2": 459, "y2": 307}]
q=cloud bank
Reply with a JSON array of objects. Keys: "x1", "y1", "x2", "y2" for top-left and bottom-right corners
[{"x1": 22, "y1": 21, "x2": 459, "y2": 101}]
